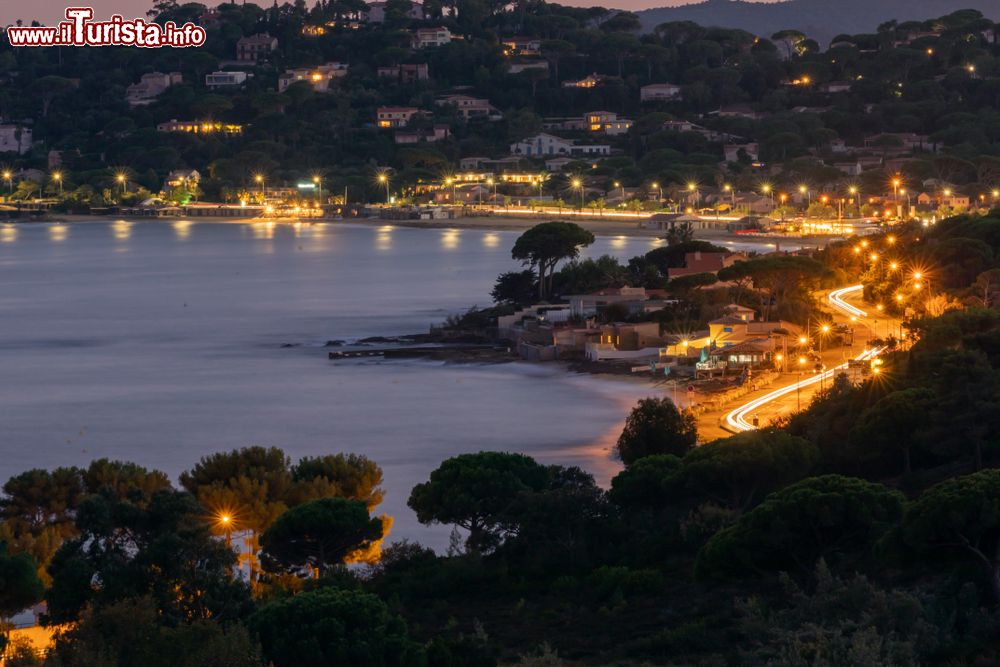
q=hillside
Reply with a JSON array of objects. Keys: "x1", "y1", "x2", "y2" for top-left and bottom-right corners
[{"x1": 637, "y1": 0, "x2": 1000, "y2": 44}]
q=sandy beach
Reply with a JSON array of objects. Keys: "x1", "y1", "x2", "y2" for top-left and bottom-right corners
[{"x1": 24, "y1": 212, "x2": 846, "y2": 247}]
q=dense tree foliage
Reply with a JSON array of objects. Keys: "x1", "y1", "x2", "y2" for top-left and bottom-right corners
[
  {"x1": 250, "y1": 588, "x2": 419, "y2": 667},
  {"x1": 407, "y1": 451, "x2": 549, "y2": 552},
  {"x1": 261, "y1": 497, "x2": 384, "y2": 576},
  {"x1": 696, "y1": 475, "x2": 905, "y2": 579},
  {"x1": 616, "y1": 397, "x2": 697, "y2": 465},
  {"x1": 510, "y1": 221, "x2": 595, "y2": 300}
]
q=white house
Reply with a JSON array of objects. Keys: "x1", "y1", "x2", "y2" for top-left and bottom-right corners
[
  {"x1": 640, "y1": 83, "x2": 682, "y2": 102},
  {"x1": 205, "y1": 71, "x2": 248, "y2": 89},
  {"x1": 278, "y1": 62, "x2": 348, "y2": 92},
  {"x1": 435, "y1": 95, "x2": 500, "y2": 120},
  {"x1": 511, "y1": 133, "x2": 611, "y2": 158},
  {"x1": 412, "y1": 27, "x2": 452, "y2": 48},
  {"x1": 0, "y1": 125, "x2": 32, "y2": 154},
  {"x1": 510, "y1": 133, "x2": 573, "y2": 157},
  {"x1": 501, "y1": 36, "x2": 542, "y2": 55},
  {"x1": 584, "y1": 111, "x2": 633, "y2": 135},
  {"x1": 377, "y1": 106, "x2": 423, "y2": 128}
]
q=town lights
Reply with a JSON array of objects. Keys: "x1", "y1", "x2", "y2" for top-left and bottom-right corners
[
  {"x1": 376, "y1": 169, "x2": 391, "y2": 202},
  {"x1": 216, "y1": 512, "x2": 234, "y2": 546},
  {"x1": 572, "y1": 178, "x2": 584, "y2": 207}
]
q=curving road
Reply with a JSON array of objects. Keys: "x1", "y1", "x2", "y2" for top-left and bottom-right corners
[{"x1": 724, "y1": 284, "x2": 883, "y2": 432}]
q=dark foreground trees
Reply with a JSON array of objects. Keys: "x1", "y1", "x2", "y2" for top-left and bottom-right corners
[
  {"x1": 510, "y1": 221, "x2": 595, "y2": 301},
  {"x1": 901, "y1": 469, "x2": 1000, "y2": 602},
  {"x1": 696, "y1": 475, "x2": 905, "y2": 580},
  {"x1": 407, "y1": 452, "x2": 550, "y2": 553},
  {"x1": 45, "y1": 489, "x2": 250, "y2": 625},
  {"x1": 616, "y1": 397, "x2": 697, "y2": 465},
  {"x1": 261, "y1": 498, "x2": 384, "y2": 577},
  {"x1": 251, "y1": 588, "x2": 419, "y2": 667}
]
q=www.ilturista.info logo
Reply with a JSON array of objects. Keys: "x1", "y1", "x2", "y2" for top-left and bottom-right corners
[{"x1": 7, "y1": 7, "x2": 206, "y2": 47}]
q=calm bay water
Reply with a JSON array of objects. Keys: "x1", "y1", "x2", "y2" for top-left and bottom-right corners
[{"x1": 2, "y1": 219, "x2": 686, "y2": 550}]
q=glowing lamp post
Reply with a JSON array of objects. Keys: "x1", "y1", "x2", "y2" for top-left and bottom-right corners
[
  {"x1": 572, "y1": 178, "x2": 583, "y2": 209},
  {"x1": 2, "y1": 170, "x2": 11, "y2": 194},
  {"x1": 218, "y1": 513, "x2": 233, "y2": 547},
  {"x1": 52, "y1": 171, "x2": 63, "y2": 196},
  {"x1": 377, "y1": 172, "x2": 390, "y2": 203}
]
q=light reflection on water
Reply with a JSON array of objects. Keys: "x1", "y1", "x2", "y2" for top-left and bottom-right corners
[
  {"x1": 111, "y1": 220, "x2": 132, "y2": 241},
  {"x1": 48, "y1": 223, "x2": 67, "y2": 242},
  {"x1": 0, "y1": 220, "x2": 781, "y2": 550},
  {"x1": 440, "y1": 228, "x2": 460, "y2": 250},
  {"x1": 173, "y1": 220, "x2": 192, "y2": 240}
]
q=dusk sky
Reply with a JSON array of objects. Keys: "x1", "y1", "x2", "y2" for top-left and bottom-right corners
[{"x1": 16, "y1": 0, "x2": 780, "y2": 27}]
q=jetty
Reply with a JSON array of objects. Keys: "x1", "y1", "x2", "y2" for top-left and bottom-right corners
[{"x1": 328, "y1": 344, "x2": 510, "y2": 360}]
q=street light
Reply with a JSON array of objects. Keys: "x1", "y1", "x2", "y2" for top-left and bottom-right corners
[
  {"x1": 613, "y1": 180, "x2": 624, "y2": 206},
  {"x1": 254, "y1": 173, "x2": 264, "y2": 199},
  {"x1": 651, "y1": 181, "x2": 661, "y2": 203},
  {"x1": 313, "y1": 174, "x2": 323, "y2": 203},
  {"x1": 799, "y1": 184, "x2": 810, "y2": 207},
  {"x1": 52, "y1": 171, "x2": 63, "y2": 196},
  {"x1": 116, "y1": 172, "x2": 127, "y2": 196},
  {"x1": 2, "y1": 170, "x2": 11, "y2": 194},
  {"x1": 761, "y1": 183, "x2": 774, "y2": 209},
  {"x1": 216, "y1": 512, "x2": 234, "y2": 547},
  {"x1": 572, "y1": 177, "x2": 583, "y2": 209},
  {"x1": 445, "y1": 176, "x2": 456, "y2": 203},
  {"x1": 376, "y1": 170, "x2": 390, "y2": 203}
]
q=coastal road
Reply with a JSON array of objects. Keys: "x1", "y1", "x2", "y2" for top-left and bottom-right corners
[{"x1": 723, "y1": 284, "x2": 886, "y2": 433}]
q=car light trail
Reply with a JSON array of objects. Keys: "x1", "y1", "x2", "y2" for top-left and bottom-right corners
[
  {"x1": 828, "y1": 284, "x2": 866, "y2": 318},
  {"x1": 725, "y1": 284, "x2": 881, "y2": 432}
]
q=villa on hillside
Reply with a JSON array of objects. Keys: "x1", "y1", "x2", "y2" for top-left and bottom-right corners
[
  {"x1": 126, "y1": 71, "x2": 182, "y2": 106},
  {"x1": 666, "y1": 250, "x2": 748, "y2": 279},
  {"x1": 510, "y1": 133, "x2": 610, "y2": 157},
  {"x1": 236, "y1": 33, "x2": 277, "y2": 62}
]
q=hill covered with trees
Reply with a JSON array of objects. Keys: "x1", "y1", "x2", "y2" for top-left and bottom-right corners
[{"x1": 637, "y1": 0, "x2": 1000, "y2": 46}]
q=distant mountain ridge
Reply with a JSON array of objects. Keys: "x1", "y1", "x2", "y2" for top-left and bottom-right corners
[{"x1": 636, "y1": 0, "x2": 1000, "y2": 45}]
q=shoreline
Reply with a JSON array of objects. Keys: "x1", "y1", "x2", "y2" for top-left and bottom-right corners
[{"x1": 13, "y1": 212, "x2": 846, "y2": 246}]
